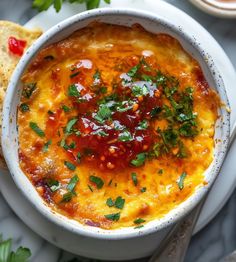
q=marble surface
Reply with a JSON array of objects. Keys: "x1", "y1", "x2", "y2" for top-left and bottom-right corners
[{"x1": 0, "y1": 0, "x2": 236, "y2": 261}]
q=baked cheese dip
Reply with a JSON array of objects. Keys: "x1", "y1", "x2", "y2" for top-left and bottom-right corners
[{"x1": 18, "y1": 23, "x2": 219, "y2": 230}]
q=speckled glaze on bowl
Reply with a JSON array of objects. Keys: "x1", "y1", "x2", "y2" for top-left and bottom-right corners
[{"x1": 1, "y1": 8, "x2": 230, "y2": 260}]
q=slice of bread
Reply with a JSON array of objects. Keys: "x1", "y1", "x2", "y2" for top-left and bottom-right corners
[{"x1": 0, "y1": 21, "x2": 42, "y2": 168}]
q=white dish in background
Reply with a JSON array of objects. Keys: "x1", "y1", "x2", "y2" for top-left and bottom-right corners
[
  {"x1": 0, "y1": 0, "x2": 236, "y2": 259},
  {"x1": 189, "y1": 0, "x2": 236, "y2": 18}
]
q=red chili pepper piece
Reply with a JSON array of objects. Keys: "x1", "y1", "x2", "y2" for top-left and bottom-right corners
[{"x1": 8, "y1": 36, "x2": 27, "y2": 56}]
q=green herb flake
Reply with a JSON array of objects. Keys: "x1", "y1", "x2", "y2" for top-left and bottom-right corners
[
  {"x1": 106, "y1": 197, "x2": 114, "y2": 207},
  {"x1": 93, "y1": 104, "x2": 112, "y2": 123},
  {"x1": 67, "y1": 175, "x2": 79, "y2": 193},
  {"x1": 89, "y1": 175, "x2": 104, "y2": 189},
  {"x1": 88, "y1": 185, "x2": 93, "y2": 192},
  {"x1": 61, "y1": 105, "x2": 71, "y2": 112},
  {"x1": 46, "y1": 179, "x2": 60, "y2": 192},
  {"x1": 77, "y1": 152, "x2": 81, "y2": 163},
  {"x1": 22, "y1": 82, "x2": 37, "y2": 99},
  {"x1": 134, "y1": 218, "x2": 146, "y2": 224},
  {"x1": 118, "y1": 130, "x2": 133, "y2": 142},
  {"x1": 104, "y1": 212, "x2": 120, "y2": 221},
  {"x1": 70, "y1": 71, "x2": 80, "y2": 78},
  {"x1": 65, "y1": 118, "x2": 78, "y2": 133},
  {"x1": 61, "y1": 192, "x2": 73, "y2": 202},
  {"x1": 127, "y1": 64, "x2": 140, "y2": 77},
  {"x1": 68, "y1": 84, "x2": 80, "y2": 97},
  {"x1": 64, "y1": 161, "x2": 76, "y2": 171},
  {"x1": 158, "y1": 169, "x2": 163, "y2": 174},
  {"x1": 150, "y1": 106, "x2": 162, "y2": 118},
  {"x1": 137, "y1": 119, "x2": 149, "y2": 130},
  {"x1": 42, "y1": 139, "x2": 52, "y2": 153},
  {"x1": 132, "y1": 84, "x2": 149, "y2": 97},
  {"x1": 134, "y1": 225, "x2": 144, "y2": 229},
  {"x1": 140, "y1": 187, "x2": 146, "y2": 193},
  {"x1": 93, "y1": 69, "x2": 101, "y2": 81},
  {"x1": 114, "y1": 196, "x2": 125, "y2": 209},
  {"x1": 19, "y1": 103, "x2": 30, "y2": 112},
  {"x1": 131, "y1": 172, "x2": 138, "y2": 186},
  {"x1": 29, "y1": 122, "x2": 45, "y2": 137},
  {"x1": 131, "y1": 153, "x2": 147, "y2": 167},
  {"x1": 177, "y1": 172, "x2": 187, "y2": 190}
]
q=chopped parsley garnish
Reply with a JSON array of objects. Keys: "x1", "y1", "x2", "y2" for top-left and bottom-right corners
[
  {"x1": 134, "y1": 225, "x2": 144, "y2": 229},
  {"x1": 22, "y1": 83, "x2": 37, "y2": 99},
  {"x1": 68, "y1": 84, "x2": 80, "y2": 97},
  {"x1": 89, "y1": 175, "x2": 104, "y2": 189},
  {"x1": 46, "y1": 179, "x2": 60, "y2": 192},
  {"x1": 42, "y1": 139, "x2": 52, "y2": 153},
  {"x1": 65, "y1": 118, "x2": 78, "y2": 133},
  {"x1": 106, "y1": 198, "x2": 114, "y2": 207},
  {"x1": 131, "y1": 153, "x2": 147, "y2": 167},
  {"x1": 61, "y1": 192, "x2": 73, "y2": 202},
  {"x1": 88, "y1": 185, "x2": 93, "y2": 192},
  {"x1": 77, "y1": 152, "x2": 81, "y2": 163},
  {"x1": 127, "y1": 64, "x2": 140, "y2": 77},
  {"x1": 92, "y1": 129, "x2": 108, "y2": 137},
  {"x1": 64, "y1": 161, "x2": 76, "y2": 171},
  {"x1": 132, "y1": 84, "x2": 149, "y2": 97},
  {"x1": 114, "y1": 196, "x2": 125, "y2": 209},
  {"x1": 61, "y1": 105, "x2": 71, "y2": 112},
  {"x1": 19, "y1": 103, "x2": 29, "y2": 112},
  {"x1": 70, "y1": 71, "x2": 80, "y2": 78},
  {"x1": 67, "y1": 175, "x2": 79, "y2": 193},
  {"x1": 134, "y1": 218, "x2": 146, "y2": 224},
  {"x1": 29, "y1": 122, "x2": 45, "y2": 137},
  {"x1": 93, "y1": 104, "x2": 112, "y2": 123},
  {"x1": 131, "y1": 172, "x2": 138, "y2": 186},
  {"x1": 118, "y1": 130, "x2": 133, "y2": 142},
  {"x1": 158, "y1": 169, "x2": 163, "y2": 174},
  {"x1": 104, "y1": 212, "x2": 120, "y2": 221},
  {"x1": 177, "y1": 172, "x2": 187, "y2": 190},
  {"x1": 140, "y1": 187, "x2": 146, "y2": 193},
  {"x1": 150, "y1": 106, "x2": 162, "y2": 118},
  {"x1": 136, "y1": 119, "x2": 149, "y2": 130},
  {"x1": 93, "y1": 69, "x2": 101, "y2": 81}
]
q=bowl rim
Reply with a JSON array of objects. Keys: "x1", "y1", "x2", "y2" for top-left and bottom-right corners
[{"x1": 1, "y1": 7, "x2": 230, "y2": 240}]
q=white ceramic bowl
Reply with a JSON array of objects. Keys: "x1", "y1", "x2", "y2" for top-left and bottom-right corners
[
  {"x1": 1, "y1": 8, "x2": 230, "y2": 260},
  {"x1": 190, "y1": 0, "x2": 236, "y2": 18}
]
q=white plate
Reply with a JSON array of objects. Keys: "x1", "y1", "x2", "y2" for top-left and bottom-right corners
[{"x1": 1, "y1": 0, "x2": 236, "y2": 257}]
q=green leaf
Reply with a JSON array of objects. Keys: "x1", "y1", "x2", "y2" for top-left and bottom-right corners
[
  {"x1": 9, "y1": 247, "x2": 31, "y2": 262},
  {"x1": 150, "y1": 106, "x2": 162, "y2": 118},
  {"x1": 42, "y1": 139, "x2": 52, "y2": 153},
  {"x1": 127, "y1": 64, "x2": 140, "y2": 77},
  {"x1": 53, "y1": 0, "x2": 62, "y2": 12},
  {"x1": 0, "y1": 238, "x2": 11, "y2": 262},
  {"x1": 68, "y1": 84, "x2": 80, "y2": 97},
  {"x1": 89, "y1": 176, "x2": 104, "y2": 189},
  {"x1": 134, "y1": 218, "x2": 146, "y2": 224},
  {"x1": 177, "y1": 172, "x2": 187, "y2": 190},
  {"x1": 136, "y1": 119, "x2": 149, "y2": 130},
  {"x1": 93, "y1": 69, "x2": 101, "y2": 81},
  {"x1": 29, "y1": 122, "x2": 45, "y2": 137},
  {"x1": 46, "y1": 179, "x2": 60, "y2": 192},
  {"x1": 22, "y1": 83, "x2": 37, "y2": 99},
  {"x1": 132, "y1": 84, "x2": 149, "y2": 97},
  {"x1": 106, "y1": 198, "x2": 114, "y2": 207},
  {"x1": 32, "y1": 0, "x2": 54, "y2": 12},
  {"x1": 64, "y1": 161, "x2": 76, "y2": 171},
  {"x1": 93, "y1": 104, "x2": 112, "y2": 123},
  {"x1": 19, "y1": 103, "x2": 30, "y2": 113},
  {"x1": 131, "y1": 172, "x2": 138, "y2": 186},
  {"x1": 61, "y1": 105, "x2": 71, "y2": 112},
  {"x1": 114, "y1": 196, "x2": 125, "y2": 209},
  {"x1": 104, "y1": 0, "x2": 110, "y2": 3},
  {"x1": 118, "y1": 130, "x2": 133, "y2": 142},
  {"x1": 67, "y1": 175, "x2": 79, "y2": 192},
  {"x1": 70, "y1": 71, "x2": 80, "y2": 78},
  {"x1": 131, "y1": 153, "x2": 147, "y2": 167},
  {"x1": 140, "y1": 187, "x2": 146, "y2": 193},
  {"x1": 86, "y1": 0, "x2": 100, "y2": 9},
  {"x1": 65, "y1": 118, "x2": 78, "y2": 133},
  {"x1": 104, "y1": 212, "x2": 120, "y2": 221},
  {"x1": 61, "y1": 192, "x2": 73, "y2": 202}
]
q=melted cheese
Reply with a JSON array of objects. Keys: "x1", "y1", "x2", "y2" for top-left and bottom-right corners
[{"x1": 18, "y1": 23, "x2": 219, "y2": 230}]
